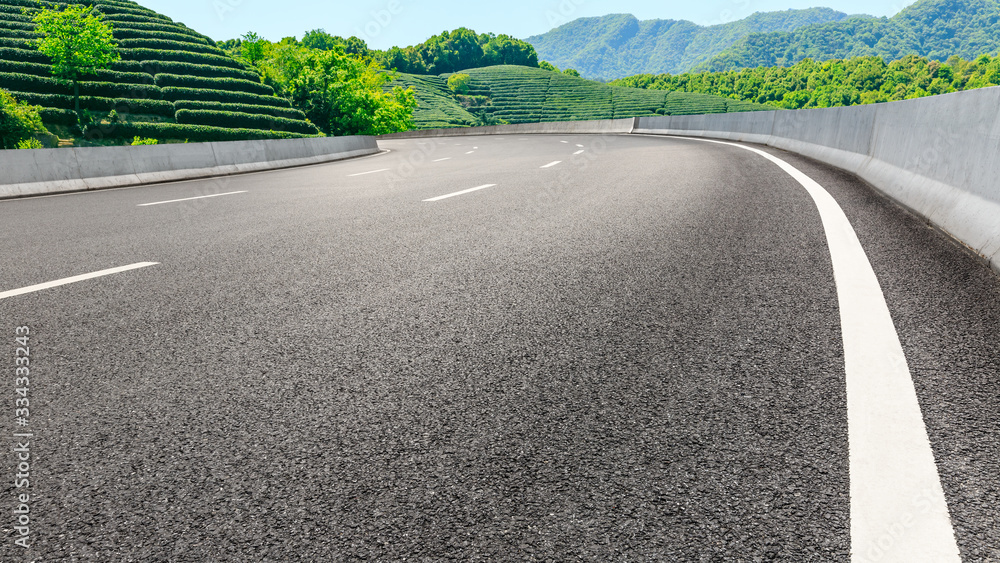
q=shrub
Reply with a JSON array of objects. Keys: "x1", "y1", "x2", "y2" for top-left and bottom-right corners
[
  {"x1": 119, "y1": 48, "x2": 245, "y2": 69},
  {"x1": 161, "y1": 86, "x2": 290, "y2": 107},
  {"x1": 172, "y1": 99, "x2": 305, "y2": 120},
  {"x1": 3, "y1": 91, "x2": 175, "y2": 115},
  {"x1": 112, "y1": 28, "x2": 212, "y2": 46},
  {"x1": 0, "y1": 89, "x2": 46, "y2": 149},
  {"x1": 84, "y1": 121, "x2": 313, "y2": 142},
  {"x1": 130, "y1": 136, "x2": 157, "y2": 145},
  {"x1": 154, "y1": 73, "x2": 272, "y2": 96},
  {"x1": 447, "y1": 73, "x2": 471, "y2": 94},
  {"x1": 38, "y1": 107, "x2": 78, "y2": 125},
  {"x1": 0, "y1": 37, "x2": 33, "y2": 49},
  {"x1": 140, "y1": 60, "x2": 258, "y2": 81},
  {"x1": 174, "y1": 109, "x2": 319, "y2": 135},
  {"x1": 118, "y1": 38, "x2": 224, "y2": 55},
  {"x1": 92, "y1": 4, "x2": 172, "y2": 20},
  {"x1": 17, "y1": 138, "x2": 44, "y2": 149}
]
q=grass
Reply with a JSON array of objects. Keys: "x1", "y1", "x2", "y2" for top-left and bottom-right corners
[
  {"x1": 0, "y1": 0, "x2": 318, "y2": 144},
  {"x1": 388, "y1": 65, "x2": 774, "y2": 129}
]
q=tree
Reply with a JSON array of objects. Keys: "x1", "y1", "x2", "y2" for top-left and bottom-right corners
[
  {"x1": 32, "y1": 4, "x2": 120, "y2": 117},
  {"x1": 240, "y1": 31, "x2": 269, "y2": 66},
  {"x1": 447, "y1": 73, "x2": 471, "y2": 94},
  {"x1": 0, "y1": 90, "x2": 46, "y2": 149},
  {"x1": 538, "y1": 60, "x2": 559, "y2": 72},
  {"x1": 260, "y1": 43, "x2": 417, "y2": 136},
  {"x1": 563, "y1": 68, "x2": 581, "y2": 77}
]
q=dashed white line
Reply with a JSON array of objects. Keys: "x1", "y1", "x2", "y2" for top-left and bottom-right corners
[
  {"x1": 423, "y1": 184, "x2": 497, "y2": 202},
  {"x1": 573, "y1": 150, "x2": 584, "y2": 155},
  {"x1": 347, "y1": 168, "x2": 389, "y2": 177},
  {"x1": 541, "y1": 161, "x2": 562, "y2": 168},
  {"x1": 668, "y1": 135, "x2": 961, "y2": 563},
  {"x1": 560, "y1": 141, "x2": 569, "y2": 144},
  {"x1": 465, "y1": 151, "x2": 475, "y2": 155},
  {"x1": 576, "y1": 144, "x2": 584, "y2": 148},
  {"x1": 0, "y1": 262, "x2": 160, "y2": 300},
  {"x1": 138, "y1": 191, "x2": 247, "y2": 207},
  {"x1": 433, "y1": 157, "x2": 452, "y2": 162}
]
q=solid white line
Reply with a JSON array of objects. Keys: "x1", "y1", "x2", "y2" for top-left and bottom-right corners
[
  {"x1": 138, "y1": 191, "x2": 247, "y2": 207},
  {"x1": 541, "y1": 161, "x2": 562, "y2": 168},
  {"x1": 0, "y1": 262, "x2": 159, "y2": 300},
  {"x1": 573, "y1": 150, "x2": 585, "y2": 155},
  {"x1": 347, "y1": 168, "x2": 389, "y2": 177},
  {"x1": 433, "y1": 157, "x2": 452, "y2": 162},
  {"x1": 673, "y1": 135, "x2": 960, "y2": 563},
  {"x1": 423, "y1": 184, "x2": 497, "y2": 202}
]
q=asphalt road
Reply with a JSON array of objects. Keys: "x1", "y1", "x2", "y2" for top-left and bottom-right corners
[{"x1": 1, "y1": 134, "x2": 998, "y2": 561}]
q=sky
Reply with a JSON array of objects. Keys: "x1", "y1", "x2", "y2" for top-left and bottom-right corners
[{"x1": 138, "y1": 0, "x2": 918, "y2": 49}]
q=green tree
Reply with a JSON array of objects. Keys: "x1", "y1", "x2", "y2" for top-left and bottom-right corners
[
  {"x1": 261, "y1": 43, "x2": 416, "y2": 135},
  {"x1": 0, "y1": 90, "x2": 46, "y2": 150},
  {"x1": 447, "y1": 73, "x2": 471, "y2": 94},
  {"x1": 563, "y1": 68, "x2": 581, "y2": 77},
  {"x1": 240, "y1": 31, "x2": 269, "y2": 66},
  {"x1": 32, "y1": 4, "x2": 120, "y2": 117},
  {"x1": 538, "y1": 60, "x2": 559, "y2": 72}
]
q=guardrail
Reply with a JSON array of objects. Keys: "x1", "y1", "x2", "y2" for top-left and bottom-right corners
[
  {"x1": 632, "y1": 86, "x2": 1000, "y2": 273},
  {"x1": 379, "y1": 118, "x2": 636, "y2": 139},
  {"x1": 0, "y1": 135, "x2": 379, "y2": 199}
]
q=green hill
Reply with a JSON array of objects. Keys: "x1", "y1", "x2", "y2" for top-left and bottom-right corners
[
  {"x1": 525, "y1": 9, "x2": 853, "y2": 80},
  {"x1": 389, "y1": 65, "x2": 771, "y2": 129},
  {"x1": 0, "y1": 0, "x2": 319, "y2": 144},
  {"x1": 697, "y1": 0, "x2": 1000, "y2": 71}
]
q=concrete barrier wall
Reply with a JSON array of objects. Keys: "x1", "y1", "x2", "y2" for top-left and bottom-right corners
[
  {"x1": 0, "y1": 135, "x2": 380, "y2": 199},
  {"x1": 379, "y1": 118, "x2": 636, "y2": 139},
  {"x1": 635, "y1": 86, "x2": 1000, "y2": 273}
]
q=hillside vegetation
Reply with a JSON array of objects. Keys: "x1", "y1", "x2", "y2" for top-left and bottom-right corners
[
  {"x1": 612, "y1": 53, "x2": 1000, "y2": 109},
  {"x1": 0, "y1": 0, "x2": 319, "y2": 144},
  {"x1": 699, "y1": 0, "x2": 1000, "y2": 71},
  {"x1": 389, "y1": 65, "x2": 772, "y2": 129},
  {"x1": 525, "y1": 9, "x2": 852, "y2": 79}
]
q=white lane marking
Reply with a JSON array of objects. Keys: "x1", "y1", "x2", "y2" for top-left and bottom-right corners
[
  {"x1": 347, "y1": 168, "x2": 389, "y2": 177},
  {"x1": 541, "y1": 161, "x2": 562, "y2": 168},
  {"x1": 433, "y1": 157, "x2": 452, "y2": 162},
  {"x1": 576, "y1": 144, "x2": 584, "y2": 148},
  {"x1": 674, "y1": 135, "x2": 960, "y2": 563},
  {"x1": 138, "y1": 191, "x2": 247, "y2": 207},
  {"x1": 573, "y1": 150, "x2": 585, "y2": 155},
  {"x1": 0, "y1": 262, "x2": 159, "y2": 300},
  {"x1": 423, "y1": 184, "x2": 497, "y2": 202},
  {"x1": 473, "y1": 147, "x2": 479, "y2": 149},
  {"x1": 465, "y1": 151, "x2": 475, "y2": 155},
  {"x1": 560, "y1": 141, "x2": 569, "y2": 144}
]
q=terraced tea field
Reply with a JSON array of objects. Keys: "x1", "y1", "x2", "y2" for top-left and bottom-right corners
[
  {"x1": 388, "y1": 65, "x2": 772, "y2": 129},
  {"x1": 0, "y1": 0, "x2": 318, "y2": 144}
]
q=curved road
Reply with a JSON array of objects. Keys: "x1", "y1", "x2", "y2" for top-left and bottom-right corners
[{"x1": 1, "y1": 134, "x2": 998, "y2": 561}]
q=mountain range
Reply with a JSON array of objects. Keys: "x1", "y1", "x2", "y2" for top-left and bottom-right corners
[
  {"x1": 526, "y1": 8, "x2": 854, "y2": 79},
  {"x1": 527, "y1": 0, "x2": 1000, "y2": 79}
]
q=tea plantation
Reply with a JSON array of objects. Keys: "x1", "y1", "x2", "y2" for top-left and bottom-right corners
[
  {"x1": 0, "y1": 0, "x2": 319, "y2": 144},
  {"x1": 389, "y1": 65, "x2": 772, "y2": 129}
]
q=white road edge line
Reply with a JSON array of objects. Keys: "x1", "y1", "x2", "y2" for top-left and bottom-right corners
[
  {"x1": 541, "y1": 161, "x2": 562, "y2": 168},
  {"x1": 0, "y1": 262, "x2": 160, "y2": 300},
  {"x1": 573, "y1": 150, "x2": 585, "y2": 155},
  {"x1": 670, "y1": 135, "x2": 960, "y2": 563},
  {"x1": 138, "y1": 191, "x2": 247, "y2": 207},
  {"x1": 347, "y1": 168, "x2": 389, "y2": 177},
  {"x1": 423, "y1": 184, "x2": 497, "y2": 202}
]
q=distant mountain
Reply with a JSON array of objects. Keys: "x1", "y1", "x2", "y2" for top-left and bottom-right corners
[
  {"x1": 525, "y1": 9, "x2": 853, "y2": 79},
  {"x1": 698, "y1": 0, "x2": 1000, "y2": 71}
]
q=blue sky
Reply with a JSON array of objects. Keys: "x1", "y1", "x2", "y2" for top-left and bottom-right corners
[{"x1": 138, "y1": 0, "x2": 918, "y2": 49}]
